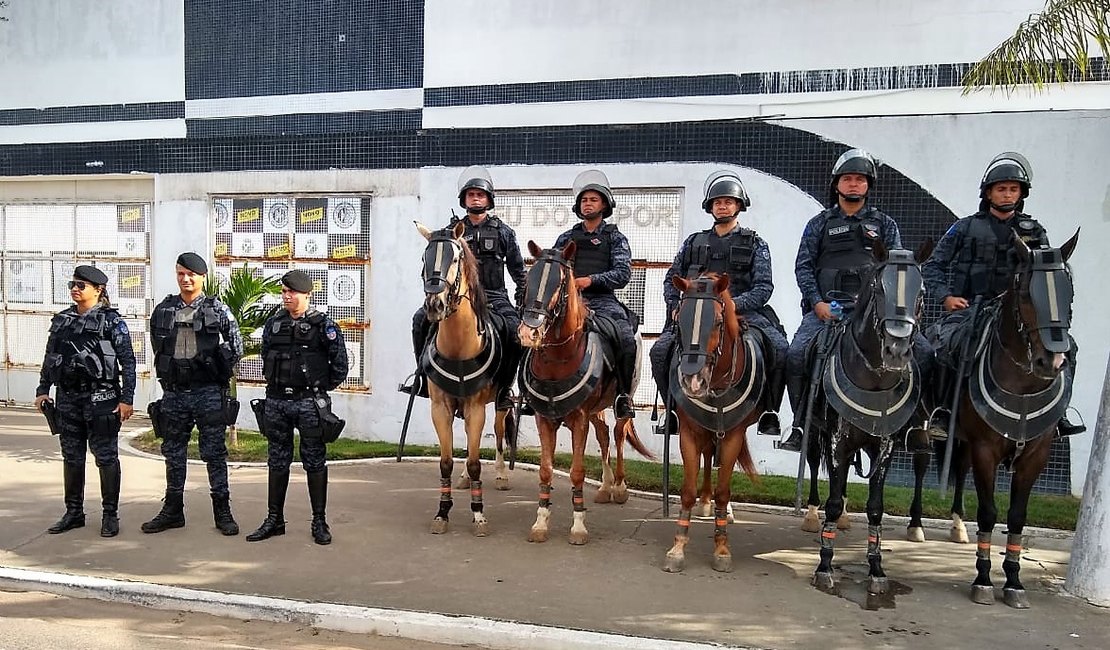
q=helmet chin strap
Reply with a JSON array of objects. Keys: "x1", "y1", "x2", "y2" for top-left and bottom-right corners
[
  {"x1": 466, "y1": 206, "x2": 486, "y2": 215},
  {"x1": 990, "y1": 202, "x2": 1017, "y2": 214},
  {"x1": 712, "y1": 213, "x2": 738, "y2": 225},
  {"x1": 838, "y1": 192, "x2": 866, "y2": 203}
]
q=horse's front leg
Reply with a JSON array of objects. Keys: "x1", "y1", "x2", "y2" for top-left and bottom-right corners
[
  {"x1": 429, "y1": 396, "x2": 456, "y2": 534},
  {"x1": 999, "y1": 442, "x2": 1052, "y2": 609},
  {"x1": 592, "y1": 413, "x2": 614, "y2": 503},
  {"x1": 493, "y1": 407, "x2": 511, "y2": 491},
  {"x1": 664, "y1": 426, "x2": 702, "y2": 573},
  {"x1": 866, "y1": 444, "x2": 894, "y2": 595},
  {"x1": 464, "y1": 397, "x2": 489, "y2": 537},
  {"x1": 969, "y1": 444, "x2": 1001, "y2": 605},
  {"x1": 907, "y1": 447, "x2": 929, "y2": 542},
  {"x1": 710, "y1": 433, "x2": 744, "y2": 573},
  {"x1": 528, "y1": 417, "x2": 558, "y2": 543},
  {"x1": 567, "y1": 413, "x2": 591, "y2": 545},
  {"x1": 814, "y1": 434, "x2": 851, "y2": 592}
]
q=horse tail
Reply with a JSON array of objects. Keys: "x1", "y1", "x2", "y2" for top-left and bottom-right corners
[
  {"x1": 618, "y1": 418, "x2": 656, "y2": 460},
  {"x1": 735, "y1": 436, "x2": 760, "y2": 485}
]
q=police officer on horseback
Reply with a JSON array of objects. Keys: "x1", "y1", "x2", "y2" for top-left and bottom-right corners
[
  {"x1": 650, "y1": 170, "x2": 788, "y2": 434},
  {"x1": 781, "y1": 149, "x2": 934, "y2": 452},
  {"x1": 247, "y1": 270, "x2": 348, "y2": 545},
  {"x1": 34, "y1": 265, "x2": 136, "y2": 538},
  {"x1": 922, "y1": 152, "x2": 1084, "y2": 437},
  {"x1": 401, "y1": 166, "x2": 527, "y2": 411},
  {"x1": 142, "y1": 253, "x2": 244, "y2": 537},
  {"x1": 553, "y1": 169, "x2": 638, "y2": 419}
]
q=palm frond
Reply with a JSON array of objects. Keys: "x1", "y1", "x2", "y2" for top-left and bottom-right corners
[
  {"x1": 206, "y1": 264, "x2": 282, "y2": 358},
  {"x1": 963, "y1": 0, "x2": 1110, "y2": 93}
]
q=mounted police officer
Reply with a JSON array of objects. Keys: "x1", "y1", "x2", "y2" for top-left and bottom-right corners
[
  {"x1": 141, "y1": 253, "x2": 244, "y2": 537},
  {"x1": 247, "y1": 270, "x2": 349, "y2": 545},
  {"x1": 780, "y1": 149, "x2": 934, "y2": 452},
  {"x1": 649, "y1": 170, "x2": 788, "y2": 433},
  {"x1": 34, "y1": 265, "x2": 136, "y2": 538},
  {"x1": 553, "y1": 169, "x2": 638, "y2": 419},
  {"x1": 922, "y1": 152, "x2": 1084, "y2": 437},
  {"x1": 401, "y1": 166, "x2": 528, "y2": 411}
]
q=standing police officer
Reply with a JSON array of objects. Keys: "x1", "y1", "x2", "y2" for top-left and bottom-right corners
[
  {"x1": 922, "y1": 152, "x2": 1084, "y2": 437},
  {"x1": 649, "y1": 171, "x2": 789, "y2": 433},
  {"x1": 780, "y1": 149, "x2": 933, "y2": 452},
  {"x1": 141, "y1": 253, "x2": 244, "y2": 536},
  {"x1": 401, "y1": 166, "x2": 528, "y2": 410},
  {"x1": 247, "y1": 270, "x2": 348, "y2": 545},
  {"x1": 553, "y1": 170, "x2": 638, "y2": 419},
  {"x1": 35, "y1": 265, "x2": 136, "y2": 538}
]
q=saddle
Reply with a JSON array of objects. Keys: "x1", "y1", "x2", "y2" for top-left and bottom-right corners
[{"x1": 586, "y1": 312, "x2": 623, "y2": 372}]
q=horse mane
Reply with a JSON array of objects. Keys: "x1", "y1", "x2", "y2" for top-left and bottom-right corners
[
  {"x1": 700, "y1": 272, "x2": 741, "y2": 340},
  {"x1": 456, "y1": 237, "x2": 490, "y2": 325}
]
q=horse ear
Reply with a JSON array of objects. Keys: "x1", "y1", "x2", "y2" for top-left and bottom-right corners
[
  {"x1": 452, "y1": 220, "x2": 466, "y2": 240},
  {"x1": 563, "y1": 240, "x2": 577, "y2": 261},
  {"x1": 415, "y1": 221, "x2": 433, "y2": 241},
  {"x1": 671, "y1": 275, "x2": 688, "y2": 292},
  {"x1": 527, "y1": 240, "x2": 542, "y2": 259},
  {"x1": 872, "y1": 238, "x2": 888, "y2": 263},
  {"x1": 714, "y1": 273, "x2": 730, "y2": 295},
  {"x1": 916, "y1": 237, "x2": 935, "y2": 264},
  {"x1": 1011, "y1": 231, "x2": 1032, "y2": 265},
  {"x1": 1060, "y1": 228, "x2": 1080, "y2": 262}
]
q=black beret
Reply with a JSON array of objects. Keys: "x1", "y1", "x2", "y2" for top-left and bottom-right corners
[
  {"x1": 281, "y1": 270, "x2": 314, "y2": 293},
  {"x1": 73, "y1": 265, "x2": 108, "y2": 286},
  {"x1": 176, "y1": 252, "x2": 208, "y2": 275}
]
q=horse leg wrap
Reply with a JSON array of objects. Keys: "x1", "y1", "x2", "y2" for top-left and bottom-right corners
[
  {"x1": 975, "y1": 531, "x2": 992, "y2": 561},
  {"x1": 817, "y1": 522, "x2": 837, "y2": 574},
  {"x1": 436, "y1": 477, "x2": 453, "y2": 520},
  {"x1": 1004, "y1": 533, "x2": 1022, "y2": 563},
  {"x1": 676, "y1": 509, "x2": 691, "y2": 538},
  {"x1": 572, "y1": 487, "x2": 586, "y2": 513},
  {"x1": 866, "y1": 524, "x2": 882, "y2": 558},
  {"x1": 714, "y1": 507, "x2": 729, "y2": 538},
  {"x1": 470, "y1": 479, "x2": 483, "y2": 513},
  {"x1": 538, "y1": 484, "x2": 552, "y2": 508}
]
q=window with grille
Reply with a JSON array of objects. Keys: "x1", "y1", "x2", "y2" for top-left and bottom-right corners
[
  {"x1": 496, "y1": 188, "x2": 683, "y2": 406},
  {"x1": 211, "y1": 195, "x2": 372, "y2": 391},
  {"x1": 1, "y1": 203, "x2": 153, "y2": 379}
]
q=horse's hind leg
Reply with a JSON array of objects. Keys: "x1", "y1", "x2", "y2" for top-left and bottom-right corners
[
  {"x1": 610, "y1": 417, "x2": 630, "y2": 504},
  {"x1": 907, "y1": 449, "x2": 929, "y2": 542},
  {"x1": 592, "y1": 413, "x2": 614, "y2": 503},
  {"x1": 694, "y1": 444, "x2": 714, "y2": 518},
  {"x1": 802, "y1": 441, "x2": 822, "y2": 533},
  {"x1": 493, "y1": 408, "x2": 511, "y2": 491},
  {"x1": 950, "y1": 442, "x2": 970, "y2": 544}
]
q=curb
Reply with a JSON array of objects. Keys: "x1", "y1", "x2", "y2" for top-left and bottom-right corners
[{"x1": 0, "y1": 566, "x2": 748, "y2": 650}]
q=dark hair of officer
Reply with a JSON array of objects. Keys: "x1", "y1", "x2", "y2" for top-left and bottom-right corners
[{"x1": 457, "y1": 165, "x2": 495, "y2": 214}]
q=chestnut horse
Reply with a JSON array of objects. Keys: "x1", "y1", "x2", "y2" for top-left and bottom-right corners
[
  {"x1": 956, "y1": 231, "x2": 1079, "y2": 608},
  {"x1": 518, "y1": 240, "x2": 651, "y2": 544},
  {"x1": 416, "y1": 221, "x2": 514, "y2": 536},
  {"x1": 662, "y1": 273, "x2": 764, "y2": 573}
]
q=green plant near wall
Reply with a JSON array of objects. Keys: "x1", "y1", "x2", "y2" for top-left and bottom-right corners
[{"x1": 204, "y1": 264, "x2": 282, "y2": 446}]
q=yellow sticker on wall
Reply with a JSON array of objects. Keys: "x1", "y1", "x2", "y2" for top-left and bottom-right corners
[
  {"x1": 236, "y1": 208, "x2": 260, "y2": 223},
  {"x1": 120, "y1": 208, "x2": 142, "y2": 223},
  {"x1": 120, "y1": 275, "x2": 142, "y2": 289},
  {"x1": 313, "y1": 280, "x2": 323, "y2": 292},
  {"x1": 332, "y1": 244, "x2": 357, "y2": 259},
  {"x1": 300, "y1": 207, "x2": 324, "y2": 224},
  {"x1": 267, "y1": 243, "x2": 291, "y2": 258},
  {"x1": 214, "y1": 242, "x2": 229, "y2": 257}
]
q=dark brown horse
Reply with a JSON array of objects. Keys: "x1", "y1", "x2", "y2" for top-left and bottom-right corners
[
  {"x1": 662, "y1": 273, "x2": 763, "y2": 573},
  {"x1": 957, "y1": 231, "x2": 1079, "y2": 608},
  {"x1": 416, "y1": 221, "x2": 514, "y2": 537},
  {"x1": 517, "y1": 240, "x2": 651, "y2": 544}
]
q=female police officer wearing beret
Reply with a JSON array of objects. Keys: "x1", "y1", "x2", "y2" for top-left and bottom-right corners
[{"x1": 34, "y1": 265, "x2": 137, "y2": 538}]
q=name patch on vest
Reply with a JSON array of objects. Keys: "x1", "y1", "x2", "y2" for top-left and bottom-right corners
[{"x1": 828, "y1": 225, "x2": 850, "y2": 236}]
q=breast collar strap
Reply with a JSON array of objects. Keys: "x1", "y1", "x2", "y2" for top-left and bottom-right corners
[
  {"x1": 420, "y1": 323, "x2": 500, "y2": 398},
  {"x1": 670, "y1": 333, "x2": 764, "y2": 438},
  {"x1": 968, "y1": 343, "x2": 1070, "y2": 443},
  {"x1": 522, "y1": 331, "x2": 605, "y2": 420},
  {"x1": 821, "y1": 344, "x2": 919, "y2": 438}
]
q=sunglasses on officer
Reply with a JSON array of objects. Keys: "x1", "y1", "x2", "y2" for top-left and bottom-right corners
[{"x1": 68, "y1": 280, "x2": 91, "y2": 290}]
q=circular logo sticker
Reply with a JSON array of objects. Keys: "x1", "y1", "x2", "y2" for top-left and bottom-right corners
[
  {"x1": 214, "y1": 203, "x2": 229, "y2": 229},
  {"x1": 268, "y1": 202, "x2": 290, "y2": 230},
  {"x1": 331, "y1": 201, "x2": 357, "y2": 230},
  {"x1": 305, "y1": 238, "x2": 320, "y2": 255},
  {"x1": 333, "y1": 274, "x2": 357, "y2": 302},
  {"x1": 241, "y1": 238, "x2": 256, "y2": 254}
]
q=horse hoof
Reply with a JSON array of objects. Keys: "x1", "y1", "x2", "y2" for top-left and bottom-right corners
[
  {"x1": 594, "y1": 489, "x2": 612, "y2": 504},
  {"x1": 907, "y1": 526, "x2": 926, "y2": 543},
  {"x1": 970, "y1": 584, "x2": 995, "y2": 605},
  {"x1": 801, "y1": 514, "x2": 821, "y2": 533},
  {"x1": 950, "y1": 526, "x2": 970, "y2": 544},
  {"x1": 712, "y1": 554, "x2": 734, "y2": 573},
  {"x1": 694, "y1": 502, "x2": 713, "y2": 518},
  {"x1": 473, "y1": 521, "x2": 490, "y2": 537},
  {"x1": 812, "y1": 572, "x2": 836, "y2": 592},
  {"x1": 836, "y1": 514, "x2": 852, "y2": 531},
  {"x1": 1003, "y1": 588, "x2": 1030, "y2": 609},
  {"x1": 663, "y1": 554, "x2": 685, "y2": 573},
  {"x1": 612, "y1": 486, "x2": 629, "y2": 504},
  {"x1": 494, "y1": 477, "x2": 510, "y2": 491},
  {"x1": 868, "y1": 576, "x2": 889, "y2": 595},
  {"x1": 454, "y1": 476, "x2": 471, "y2": 490},
  {"x1": 568, "y1": 531, "x2": 589, "y2": 546},
  {"x1": 430, "y1": 518, "x2": 449, "y2": 535},
  {"x1": 528, "y1": 529, "x2": 548, "y2": 543}
]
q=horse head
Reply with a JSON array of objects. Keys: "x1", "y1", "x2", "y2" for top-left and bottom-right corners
[
  {"x1": 671, "y1": 272, "x2": 741, "y2": 399},
  {"x1": 850, "y1": 239, "x2": 931, "y2": 372},
  {"x1": 416, "y1": 220, "x2": 480, "y2": 323},
  {"x1": 1006, "y1": 229, "x2": 1079, "y2": 379},
  {"x1": 519, "y1": 240, "x2": 579, "y2": 349}
]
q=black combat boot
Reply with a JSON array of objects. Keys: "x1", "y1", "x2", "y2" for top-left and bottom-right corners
[
  {"x1": 398, "y1": 373, "x2": 429, "y2": 398},
  {"x1": 927, "y1": 364, "x2": 953, "y2": 440},
  {"x1": 776, "y1": 375, "x2": 806, "y2": 452},
  {"x1": 99, "y1": 461, "x2": 121, "y2": 538},
  {"x1": 141, "y1": 491, "x2": 185, "y2": 533},
  {"x1": 307, "y1": 468, "x2": 331, "y2": 545},
  {"x1": 613, "y1": 344, "x2": 637, "y2": 419},
  {"x1": 48, "y1": 464, "x2": 86, "y2": 534},
  {"x1": 1057, "y1": 417, "x2": 1086, "y2": 437},
  {"x1": 246, "y1": 468, "x2": 288, "y2": 542},
  {"x1": 212, "y1": 494, "x2": 239, "y2": 536},
  {"x1": 757, "y1": 365, "x2": 787, "y2": 436}
]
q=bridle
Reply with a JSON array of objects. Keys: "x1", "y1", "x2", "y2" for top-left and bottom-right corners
[{"x1": 676, "y1": 279, "x2": 743, "y2": 395}]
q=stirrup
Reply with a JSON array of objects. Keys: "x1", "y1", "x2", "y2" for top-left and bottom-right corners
[
  {"x1": 614, "y1": 394, "x2": 635, "y2": 419},
  {"x1": 756, "y1": 411, "x2": 781, "y2": 436},
  {"x1": 1057, "y1": 414, "x2": 1087, "y2": 437},
  {"x1": 927, "y1": 408, "x2": 950, "y2": 440},
  {"x1": 775, "y1": 427, "x2": 804, "y2": 452}
]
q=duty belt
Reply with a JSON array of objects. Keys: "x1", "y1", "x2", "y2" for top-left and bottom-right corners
[{"x1": 267, "y1": 386, "x2": 320, "y2": 400}]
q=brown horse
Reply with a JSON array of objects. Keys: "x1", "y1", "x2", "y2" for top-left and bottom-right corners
[
  {"x1": 662, "y1": 273, "x2": 763, "y2": 573},
  {"x1": 518, "y1": 240, "x2": 651, "y2": 544},
  {"x1": 957, "y1": 231, "x2": 1079, "y2": 608},
  {"x1": 416, "y1": 221, "x2": 514, "y2": 537}
]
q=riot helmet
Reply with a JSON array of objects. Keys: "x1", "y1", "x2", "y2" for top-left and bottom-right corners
[
  {"x1": 457, "y1": 165, "x2": 495, "y2": 213},
  {"x1": 979, "y1": 152, "x2": 1032, "y2": 213},
  {"x1": 572, "y1": 169, "x2": 615, "y2": 219},
  {"x1": 701, "y1": 170, "x2": 750, "y2": 222},
  {"x1": 829, "y1": 148, "x2": 878, "y2": 204}
]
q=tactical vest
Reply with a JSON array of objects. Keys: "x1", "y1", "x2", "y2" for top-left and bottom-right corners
[
  {"x1": 815, "y1": 210, "x2": 884, "y2": 299},
  {"x1": 150, "y1": 295, "x2": 229, "y2": 388},
  {"x1": 683, "y1": 227, "x2": 756, "y2": 298},
  {"x1": 568, "y1": 222, "x2": 616, "y2": 294},
  {"x1": 262, "y1": 310, "x2": 332, "y2": 390},
  {"x1": 951, "y1": 212, "x2": 1047, "y2": 299},
  {"x1": 42, "y1": 306, "x2": 119, "y2": 390},
  {"x1": 455, "y1": 216, "x2": 507, "y2": 292}
]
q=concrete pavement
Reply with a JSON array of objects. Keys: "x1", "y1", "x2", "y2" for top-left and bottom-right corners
[{"x1": 0, "y1": 406, "x2": 1105, "y2": 649}]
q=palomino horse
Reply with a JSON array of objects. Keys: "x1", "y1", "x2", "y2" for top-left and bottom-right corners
[
  {"x1": 518, "y1": 240, "x2": 651, "y2": 544},
  {"x1": 416, "y1": 221, "x2": 514, "y2": 536},
  {"x1": 803, "y1": 242, "x2": 931, "y2": 596},
  {"x1": 956, "y1": 231, "x2": 1079, "y2": 608},
  {"x1": 662, "y1": 273, "x2": 765, "y2": 573}
]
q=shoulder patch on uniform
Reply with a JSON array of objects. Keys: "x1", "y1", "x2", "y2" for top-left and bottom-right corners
[
  {"x1": 326, "y1": 326, "x2": 338, "y2": 340},
  {"x1": 1018, "y1": 220, "x2": 1036, "y2": 231},
  {"x1": 115, "y1": 320, "x2": 130, "y2": 334},
  {"x1": 863, "y1": 224, "x2": 880, "y2": 239}
]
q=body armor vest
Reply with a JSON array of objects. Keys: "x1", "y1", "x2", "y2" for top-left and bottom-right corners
[
  {"x1": 684, "y1": 227, "x2": 756, "y2": 298},
  {"x1": 951, "y1": 212, "x2": 1046, "y2": 299},
  {"x1": 150, "y1": 295, "x2": 229, "y2": 387},
  {"x1": 455, "y1": 216, "x2": 507, "y2": 292},
  {"x1": 43, "y1": 306, "x2": 119, "y2": 390},
  {"x1": 263, "y1": 310, "x2": 332, "y2": 390},
  {"x1": 568, "y1": 222, "x2": 616, "y2": 294},
  {"x1": 815, "y1": 210, "x2": 884, "y2": 299}
]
